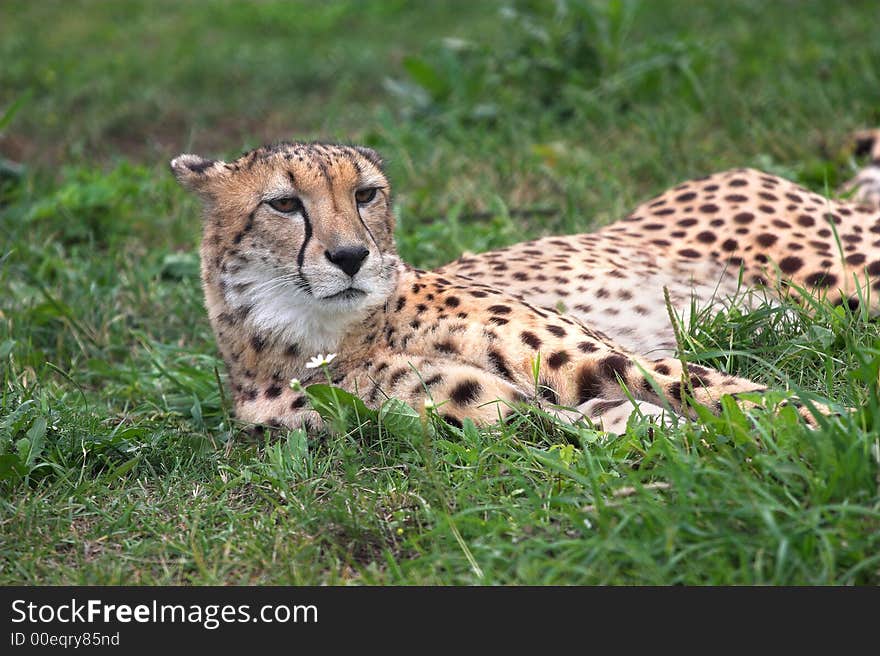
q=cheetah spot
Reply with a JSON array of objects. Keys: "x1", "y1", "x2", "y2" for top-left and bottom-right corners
[
  {"x1": 488, "y1": 350, "x2": 515, "y2": 381},
  {"x1": 756, "y1": 233, "x2": 778, "y2": 247},
  {"x1": 668, "y1": 382, "x2": 684, "y2": 402},
  {"x1": 450, "y1": 379, "x2": 483, "y2": 406},
  {"x1": 599, "y1": 354, "x2": 631, "y2": 380},
  {"x1": 547, "y1": 351, "x2": 570, "y2": 369},
  {"x1": 435, "y1": 340, "x2": 458, "y2": 354},
  {"x1": 440, "y1": 414, "x2": 463, "y2": 429},
  {"x1": 804, "y1": 272, "x2": 837, "y2": 288},
  {"x1": 575, "y1": 366, "x2": 604, "y2": 403},
  {"x1": 845, "y1": 253, "x2": 865, "y2": 266},
  {"x1": 388, "y1": 367, "x2": 409, "y2": 388},
  {"x1": 797, "y1": 215, "x2": 815, "y2": 227}
]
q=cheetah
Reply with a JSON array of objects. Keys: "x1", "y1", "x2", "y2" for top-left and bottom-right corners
[{"x1": 170, "y1": 138, "x2": 879, "y2": 434}]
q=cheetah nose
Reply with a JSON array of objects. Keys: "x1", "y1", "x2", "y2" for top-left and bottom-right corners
[{"x1": 325, "y1": 246, "x2": 369, "y2": 276}]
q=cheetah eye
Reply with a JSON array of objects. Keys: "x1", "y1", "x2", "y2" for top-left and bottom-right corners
[
  {"x1": 355, "y1": 188, "x2": 378, "y2": 205},
  {"x1": 267, "y1": 197, "x2": 303, "y2": 214}
]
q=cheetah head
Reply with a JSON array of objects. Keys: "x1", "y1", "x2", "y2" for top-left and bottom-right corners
[{"x1": 171, "y1": 142, "x2": 400, "y2": 353}]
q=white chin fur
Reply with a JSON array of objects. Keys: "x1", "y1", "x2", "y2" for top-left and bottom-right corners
[{"x1": 222, "y1": 257, "x2": 398, "y2": 355}]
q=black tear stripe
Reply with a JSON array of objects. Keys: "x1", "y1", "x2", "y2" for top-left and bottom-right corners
[
  {"x1": 297, "y1": 205, "x2": 313, "y2": 277},
  {"x1": 351, "y1": 189, "x2": 380, "y2": 257},
  {"x1": 347, "y1": 146, "x2": 382, "y2": 252},
  {"x1": 357, "y1": 205, "x2": 381, "y2": 253},
  {"x1": 233, "y1": 210, "x2": 256, "y2": 245},
  {"x1": 287, "y1": 170, "x2": 313, "y2": 290}
]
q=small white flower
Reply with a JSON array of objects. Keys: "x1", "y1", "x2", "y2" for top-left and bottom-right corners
[
  {"x1": 289, "y1": 378, "x2": 303, "y2": 392},
  {"x1": 305, "y1": 353, "x2": 337, "y2": 369},
  {"x1": 423, "y1": 398, "x2": 435, "y2": 410}
]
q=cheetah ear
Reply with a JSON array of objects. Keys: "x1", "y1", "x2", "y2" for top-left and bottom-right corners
[
  {"x1": 169, "y1": 153, "x2": 228, "y2": 195},
  {"x1": 353, "y1": 146, "x2": 385, "y2": 171}
]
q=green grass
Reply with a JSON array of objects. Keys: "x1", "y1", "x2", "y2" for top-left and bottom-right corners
[{"x1": 1, "y1": 0, "x2": 879, "y2": 584}]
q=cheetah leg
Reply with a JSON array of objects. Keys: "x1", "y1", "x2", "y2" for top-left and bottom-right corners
[
  {"x1": 345, "y1": 353, "x2": 693, "y2": 431},
  {"x1": 340, "y1": 353, "x2": 531, "y2": 428}
]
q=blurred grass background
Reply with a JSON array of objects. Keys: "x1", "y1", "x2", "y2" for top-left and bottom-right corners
[{"x1": 1, "y1": 0, "x2": 879, "y2": 584}]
